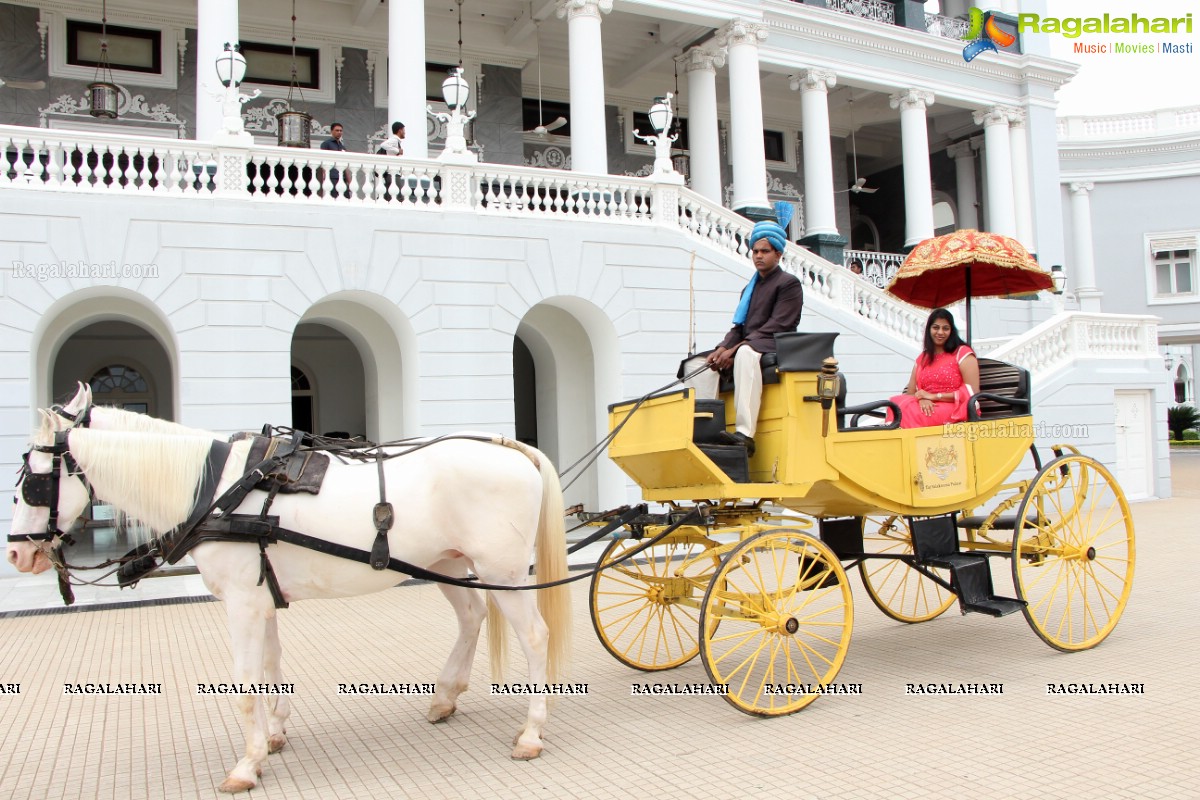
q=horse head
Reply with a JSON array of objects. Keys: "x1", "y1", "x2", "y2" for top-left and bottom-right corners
[{"x1": 7, "y1": 412, "x2": 92, "y2": 574}]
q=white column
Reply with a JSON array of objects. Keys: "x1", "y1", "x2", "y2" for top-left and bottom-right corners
[
  {"x1": 946, "y1": 141, "x2": 979, "y2": 230},
  {"x1": 557, "y1": 0, "x2": 612, "y2": 175},
  {"x1": 1008, "y1": 109, "x2": 1036, "y2": 253},
  {"x1": 683, "y1": 47, "x2": 725, "y2": 205},
  {"x1": 196, "y1": 0, "x2": 239, "y2": 142},
  {"x1": 1069, "y1": 181, "x2": 1103, "y2": 311},
  {"x1": 973, "y1": 105, "x2": 1016, "y2": 238},
  {"x1": 790, "y1": 69, "x2": 838, "y2": 236},
  {"x1": 890, "y1": 88, "x2": 936, "y2": 248},
  {"x1": 717, "y1": 19, "x2": 770, "y2": 218},
  {"x1": 389, "y1": 0, "x2": 427, "y2": 158}
]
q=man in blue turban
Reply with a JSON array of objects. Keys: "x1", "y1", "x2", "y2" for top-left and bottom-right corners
[{"x1": 681, "y1": 205, "x2": 804, "y2": 456}]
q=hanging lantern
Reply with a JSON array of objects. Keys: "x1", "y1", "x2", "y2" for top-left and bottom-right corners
[
  {"x1": 276, "y1": 109, "x2": 313, "y2": 148},
  {"x1": 89, "y1": 0, "x2": 120, "y2": 119},
  {"x1": 88, "y1": 82, "x2": 120, "y2": 119},
  {"x1": 277, "y1": 0, "x2": 311, "y2": 147}
]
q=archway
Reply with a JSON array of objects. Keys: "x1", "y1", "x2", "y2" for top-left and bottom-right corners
[
  {"x1": 514, "y1": 298, "x2": 623, "y2": 510},
  {"x1": 295, "y1": 293, "x2": 416, "y2": 441},
  {"x1": 35, "y1": 289, "x2": 178, "y2": 420},
  {"x1": 52, "y1": 321, "x2": 173, "y2": 417}
]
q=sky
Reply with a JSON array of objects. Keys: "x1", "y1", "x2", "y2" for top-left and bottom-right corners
[{"x1": 1030, "y1": 0, "x2": 1200, "y2": 116}]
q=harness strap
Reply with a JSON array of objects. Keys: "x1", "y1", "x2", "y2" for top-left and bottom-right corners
[{"x1": 370, "y1": 450, "x2": 394, "y2": 570}]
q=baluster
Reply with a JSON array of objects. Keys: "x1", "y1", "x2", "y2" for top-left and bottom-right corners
[
  {"x1": 45, "y1": 142, "x2": 63, "y2": 188},
  {"x1": 263, "y1": 156, "x2": 280, "y2": 195}
]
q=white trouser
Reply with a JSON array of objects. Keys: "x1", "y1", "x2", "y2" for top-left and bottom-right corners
[{"x1": 682, "y1": 347, "x2": 764, "y2": 438}]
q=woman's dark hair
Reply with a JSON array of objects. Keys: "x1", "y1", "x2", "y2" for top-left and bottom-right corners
[{"x1": 921, "y1": 308, "x2": 965, "y2": 364}]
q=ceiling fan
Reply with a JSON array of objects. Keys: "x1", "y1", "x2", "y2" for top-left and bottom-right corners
[
  {"x1": 523, "y1": 14, "x2": 566, "y2": 136},
  {"x1": 0, "y1": 77, "x2": 45, "y2": 91},
  {"x1": 842, "y1": 95, "x2": 877, "y2": 194}
]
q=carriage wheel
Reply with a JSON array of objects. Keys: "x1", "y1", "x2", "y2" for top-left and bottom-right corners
[
  {"x1": 699, "y1": 529, "x2": 853, "y2": 716},
  {"x1": 1012, "y1": 455, "x2": 1135, "y2": 652},
  {"x1": 590, "y1": 534, "x2": 721, "y2": 671},
  {"x1": 858, "y1": 516, "x2": 955, "y2": 623}
]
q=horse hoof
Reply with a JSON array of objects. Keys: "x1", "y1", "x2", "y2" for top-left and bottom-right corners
[
  {"x1": 510, "y1": 743, "x2": 543, "y2": 760},
  {"x1": 426, "y1": 704, "x2": 456, "y2": 723},
  {"x1": 218, "y1": 778, "x2": 256, "y2": 794},
  {"x1": 268, "y1": 734, "x2": 287, "y2": 754}
]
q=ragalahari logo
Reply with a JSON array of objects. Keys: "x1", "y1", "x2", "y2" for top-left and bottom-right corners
[{"x1": 961, "y1": 7, "x2": 1016, "y2": 62}]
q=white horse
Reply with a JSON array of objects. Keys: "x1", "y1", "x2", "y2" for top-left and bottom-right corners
[{"x1": 8, "y1": 412, "x2": 572, "y2": 793}]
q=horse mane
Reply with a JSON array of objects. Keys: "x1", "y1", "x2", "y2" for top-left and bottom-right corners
[
  {"x1": 92, "y1": 405, "x2": 218, "y2": 438},
  {"x1": 63, "y1": 428, "x2": 217, "y2": 539}
]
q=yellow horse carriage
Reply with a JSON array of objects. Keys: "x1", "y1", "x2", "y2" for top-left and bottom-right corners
[{"x1": 591, "y1": 331, "x2": 1135, "y2": 716}]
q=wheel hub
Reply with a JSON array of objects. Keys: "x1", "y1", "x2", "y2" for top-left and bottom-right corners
[{"x1": 764, "y1": 612, "x2": 799, "y2": 635}]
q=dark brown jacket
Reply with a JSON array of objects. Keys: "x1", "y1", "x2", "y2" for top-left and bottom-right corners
[{"x1": 717, "y1": 266, "x2": 804, "y2": 353}]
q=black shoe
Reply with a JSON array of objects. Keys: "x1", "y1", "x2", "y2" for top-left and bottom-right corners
[{"x1": 717, "y1": 431, "x2": 755, "y2": 456}]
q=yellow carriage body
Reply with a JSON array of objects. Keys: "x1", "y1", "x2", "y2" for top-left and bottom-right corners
[
  {"x1": 608, "y1": 370, "x2": 1032, "y2": 518},
  {"x1": 596, "y1": 333, "x2": 1134, "y2": 711}
]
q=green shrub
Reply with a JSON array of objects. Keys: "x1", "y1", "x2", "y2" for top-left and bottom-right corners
[{"x1": 1168, "y1": 405, "x2": 1200, "y2": 440}]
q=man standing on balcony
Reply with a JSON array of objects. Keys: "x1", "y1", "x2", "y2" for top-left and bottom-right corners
[
  {"x1": 377, "y1": 121, "x2": 405, "y2": 156},
  {"x1": 320, "y1": 122, "x2": 348, "y2": 197},
  {"x1": 681, "y1": 206, "x2": 804, "y2": 456}
]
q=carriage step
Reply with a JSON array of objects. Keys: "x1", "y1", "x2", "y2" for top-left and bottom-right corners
[
  {"x1": 926, "y1": 553, "x2": 1025, "y2": 618},
  {"x1": 958, "y1": 514, "x2": 1038, "y2": 531},
  {"x1": 961, "y1": 597, "x2": 1025, "y2": 618},
  {"x1": 696, "y1": 443, "x2": 750, "y2": 483}
]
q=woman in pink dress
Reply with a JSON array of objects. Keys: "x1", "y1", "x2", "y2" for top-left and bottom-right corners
[{"x1": 890, "y1": 309, "x2": 980, "y2": 429}]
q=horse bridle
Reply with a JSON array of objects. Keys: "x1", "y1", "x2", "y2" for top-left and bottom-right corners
[{"x1": 10, "y1": 430, "x2": 89, "y2": 543}]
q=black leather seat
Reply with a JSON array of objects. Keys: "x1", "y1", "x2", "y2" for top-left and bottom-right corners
[{"x1": 968, "y1": 358, "x2": 1032, "y2": 420}]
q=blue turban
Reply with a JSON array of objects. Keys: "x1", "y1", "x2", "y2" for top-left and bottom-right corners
[{"x1": 747, "y1": 202, "x2": 794, "y2": 255}]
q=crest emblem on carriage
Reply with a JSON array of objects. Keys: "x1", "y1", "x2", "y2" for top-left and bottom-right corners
[{"x1": 924, "y1": 445, "x2": 959, "y2": 481}]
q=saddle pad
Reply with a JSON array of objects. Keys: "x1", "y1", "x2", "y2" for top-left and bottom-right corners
[{"x1": 243, "y1": 435, "x2": 330, "y2": 494}]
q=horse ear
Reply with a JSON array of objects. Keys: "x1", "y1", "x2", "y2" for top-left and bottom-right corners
[
  {"x1": 81, "y1": 381, "x2": 93, "y2": 405},
  {"x1": 37, "y1": 408, "x2": 56, "y2": 437}
]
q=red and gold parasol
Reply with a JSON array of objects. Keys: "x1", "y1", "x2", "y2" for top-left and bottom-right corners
[{"x1": 887, "y1": 229, "x2": 1053, "y2": 341}]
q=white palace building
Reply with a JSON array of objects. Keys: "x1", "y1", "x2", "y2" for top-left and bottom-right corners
[{"x1": 0, "y1": 0, "x2": 1183, "y2": 570}]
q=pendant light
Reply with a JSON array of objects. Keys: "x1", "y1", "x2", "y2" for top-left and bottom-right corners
[
  {"x1": 276, "y1": 0, "x2": 312, "y2": 147},
  {"x1": 88, "y1": 0, "x2": 120, "y2": 118}
]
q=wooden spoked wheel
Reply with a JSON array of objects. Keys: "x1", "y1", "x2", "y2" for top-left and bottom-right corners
[
  {"x1": 590, "y1": 534, "x2": 721, "y2": 671},
  {"x1": 1012, "y1": 455, "x2": 1135, "y2": 652},
  {"x1": 858, "y1": 515, "x2": 956, "y2": 623},
  {"x1": 699, "y1": 530, "x2": 853, "y2": 716}
]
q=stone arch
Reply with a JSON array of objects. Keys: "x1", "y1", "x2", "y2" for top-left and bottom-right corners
[
  {"x1": 514, "y1": 297, "x2": 623, "y2": 510},
  {"x1": 33, "y1": 288, "x2": 178, "y2": 420},
  {"x1": 295, "y1": 292, "x2": 418, "y2": 440}
]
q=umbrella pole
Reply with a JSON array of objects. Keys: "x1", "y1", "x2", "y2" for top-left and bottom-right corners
[{"x1": 965, "y1": 266, "x2": 973, "y2": 345}]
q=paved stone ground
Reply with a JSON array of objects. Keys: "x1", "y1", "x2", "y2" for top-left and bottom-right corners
[{"x1": 0, "y1": 455, "x2": 1196, "y2": 799}]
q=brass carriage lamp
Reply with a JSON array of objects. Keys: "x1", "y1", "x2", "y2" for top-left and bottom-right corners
[{"x1": 816, "y1": 357, "x2": 841, "y2": 437}]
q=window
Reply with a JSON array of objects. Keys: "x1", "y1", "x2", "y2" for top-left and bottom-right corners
[
  {"x1": 89, "y1": 364, "x2": 152, "y2": 414},
  {"x1": 1146, "y1": 233, "x2": 1199, "y2": 304},
  {"x1": 240, "y1": 41, "x2": 321, "y2": 88},
  {"x1": 426, "y1": 62, "x2": 458, "y2": 102},
  {"x1": 66, "y1": 20, "x2": 161, "y2": 74},
  {"x1": 1154, "y1": 249, "x2": 1194, "y2": 296},
  {"x1": 764, "y1": 130, "x2": 786, "y2": 163}
]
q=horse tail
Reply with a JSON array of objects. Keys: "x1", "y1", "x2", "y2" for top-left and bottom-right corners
[
  {"x1": 486, "y1": 593, "x2": 507, "y2": 682},
  {"x1": 528, "y1": 445, "x2": 572, "y2": 684}
]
